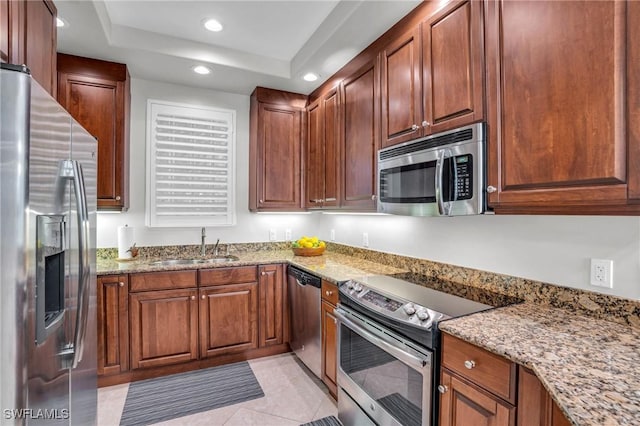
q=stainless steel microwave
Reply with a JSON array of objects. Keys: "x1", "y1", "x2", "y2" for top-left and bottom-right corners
[{"x1": 377, "y1": 122, "x2": 486, "y2": 216}]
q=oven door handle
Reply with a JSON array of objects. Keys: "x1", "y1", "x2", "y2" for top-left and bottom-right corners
[{"x1": 335, "y1": 308, "x2": 430, "y2": 372}]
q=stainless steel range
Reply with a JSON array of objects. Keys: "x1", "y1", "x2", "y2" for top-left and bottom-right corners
[{"x1": 335, "y1": 274, "x2": 519, "y2": 426}]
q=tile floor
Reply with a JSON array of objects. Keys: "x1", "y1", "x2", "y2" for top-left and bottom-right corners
[{"x1": 98, "y1": 353, "x2": 338, "y2": 426}]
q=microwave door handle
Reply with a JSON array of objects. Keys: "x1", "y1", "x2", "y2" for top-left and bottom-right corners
[{"x1": 436, "y1": 149, "x2": 454, "y2": 216}]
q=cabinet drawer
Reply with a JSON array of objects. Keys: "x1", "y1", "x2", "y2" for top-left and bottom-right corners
[
  {"x1": 199, "y1": 266, "x2": 257, "y2": 286},
  {"x1": 321, "y1": 280, "x2": 338, "y2": 305},
  {"x1": 442, "y1": 333, "x2": 516, "y2": 403},
  {"x1": 129, "y1": 271, "x2": 197, "y2": 292}
]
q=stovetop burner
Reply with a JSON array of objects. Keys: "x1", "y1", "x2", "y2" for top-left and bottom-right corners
[{"x1": 338, "y1": 273, "x2": 522, "y2": 350}]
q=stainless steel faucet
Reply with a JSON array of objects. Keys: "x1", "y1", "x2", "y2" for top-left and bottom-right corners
[
  {"x1": 213, "y1": 238, "x2": 220, "y2": 256},
  {"x1": 201, "y1": 227, "x2": 206, "y2": 256}
]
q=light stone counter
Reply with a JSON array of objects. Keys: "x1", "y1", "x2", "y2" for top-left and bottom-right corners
[{"x1": 438, "y1": 303, "x2": 640, "y2": 426}]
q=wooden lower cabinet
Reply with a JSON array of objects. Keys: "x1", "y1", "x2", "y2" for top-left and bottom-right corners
[
  {"x1": 129, "y1": 288, "x2": 199, "y2": 369},
  {"x1": 518, "y1": 367, "x2": 571, "y2": 426},
  {"x1": 258, "y1": 264, "x2": 285, "y2": 347},
  {"x1": 439, "y1": 369, "x2": 515, "y2": 426},
  {"x1": 321, "y1": 300, "x2": 338, "y2": 398},
  {"x1": 97, "y1": 275, "x2": 129, "y2": 376},
  {"x1": 199, "y1": 282, "x2": 258, "y2": 358},
  {"x1": 440, "y1": 333, "x2": 571, "y2": 426},
  {"x1": 321, "y1": 280, "x2": 339, "y2": 398}
]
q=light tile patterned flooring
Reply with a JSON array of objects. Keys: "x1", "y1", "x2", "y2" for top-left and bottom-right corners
[{"x1": 98, "y1": 353, "x2": 338, "y2": 426}]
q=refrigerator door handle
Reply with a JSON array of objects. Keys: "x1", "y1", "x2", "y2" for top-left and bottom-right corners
[{"x1": 57, "y1": 160, "x2": 91, "y2": 368}]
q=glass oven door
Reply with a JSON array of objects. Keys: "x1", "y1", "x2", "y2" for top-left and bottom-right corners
[{"x1": 335, "y1": 306, "x2": 432, "y2": 426}]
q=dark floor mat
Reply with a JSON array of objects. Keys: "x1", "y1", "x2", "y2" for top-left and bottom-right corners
[
  {"x1": 300, "y1": 415, "x2": 342, "y2": 426},
  {"x1": 377, "y1": 392, "x2": 421, "y2": 426},
  {"x1": 119, "y1": 361, "x2": 264, "y2": 426}
]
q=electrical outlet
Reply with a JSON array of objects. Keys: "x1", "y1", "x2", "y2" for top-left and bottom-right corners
[
  {"x1": 590, "y1": 258, "x2": 613, "y2": 288},
  {"x1": 330, "y1": 229, "x2": 336, "y2": 241},
  {"x1": 269, "y1": 229, "x2": 277, "y2": 241},
  {"x1": 285, "y1": 229, "x2": 292, "y2": 241},
  {"x1": 362, "y1": 232, "x2": 369, "y2": 247}
]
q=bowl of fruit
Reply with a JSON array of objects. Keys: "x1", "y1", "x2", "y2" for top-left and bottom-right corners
[{"x1": 292, "y1": 236, "x2": 326, "y2": 256}]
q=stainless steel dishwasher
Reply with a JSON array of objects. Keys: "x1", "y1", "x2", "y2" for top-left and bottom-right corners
[{"x1": 287, "y1": 265, "x2": 322, "y2": 378}]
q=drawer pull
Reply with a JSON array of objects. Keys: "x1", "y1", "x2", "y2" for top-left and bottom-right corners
[
  {"x1": 201, "y1": 295, "x2": 206, "y2": 300},
  {"x1": 437, "y1": 385, "x2": 448, "y2": 394},
  {"x1": 191, "y1": 295, "x2": 196, "y2": 300},
  {"x1": 325, "y1": 290, "x2": 333, "y2": 296},
  {"x1": 464, "y1": 360, "x2": 476, "y2": 370},
  {"x1": 119, "y1": 282, "x2": 124, "y2": 287}
]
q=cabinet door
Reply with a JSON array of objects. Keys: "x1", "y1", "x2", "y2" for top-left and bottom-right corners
[
  {"x1": 130, "y1": 289, "x2": 198, "y2": 369},
  {"x1": 199, "y1": 282, "x2": 258, "y2": 358},
  {"x1": 321, "y1": 300, "x2": 338, "y2": 398},
  {"x1": 322, "y1": 88, "x2": 340, "y2": 208},
  {"x1": 58, "y1": 72, "x2": 127, "y2": 210},
  {"x1": 423, "y1": 0, "x2": 484, "y2": 134},
  {"x1": 256, "y1": 103, "x2": 302, "y2": 210},
  {"x1": 518, "y1": 367, "x2": 571, "y2": 426},
  {"x1": 97, "y1": 275, "x2": 128, "y2": 376},
  {"x1": 259, "y1": 264, "x2": 284, "y2": 347},
  {"x1": 439, "y1": 369, "x2": 515, "y2": 426},
  {"x1": 340, "y1": 58, "x2": 380, "y2": 210},
  {"x1": 306, "y1": 99, "x2": 324, "y2": 208},
  {"x1": 485, "y1": 0, "x2": 630, "y2": 211},
  {"x1": 24, "y1": 0, "x2": 56, "y2": 95},
  {"x1": 381, "y1": 26, "x2": 423, "y2": 147},
  {"x1": 1, "y1": 0, "x2": 9, "y2": 63}
]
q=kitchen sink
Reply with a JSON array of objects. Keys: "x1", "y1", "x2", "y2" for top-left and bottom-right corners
[{"x1": 149, "y1": 255, "x2": 239, "y2": 266}]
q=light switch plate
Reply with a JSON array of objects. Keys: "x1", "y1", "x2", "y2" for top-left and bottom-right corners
[
  {"x1": 269, "y1": 229, "x2": 277, "y2": 241},
  {"x1": 285, "y1": 229, "x2": 292, "y2": 241},
  {"x1": 362, "y1": 232, "x2": 369, "y2": 247}
]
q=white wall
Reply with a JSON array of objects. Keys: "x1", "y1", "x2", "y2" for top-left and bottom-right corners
[
  {"x1": 96, "y1": 78, "x2": 315, "y2": 248},
  {"x1": 98, "y1": 77, "x2": 640, "y2": 301},
  {"x1": 315, "y1": 213, "x2": 640, "y2": 300}
]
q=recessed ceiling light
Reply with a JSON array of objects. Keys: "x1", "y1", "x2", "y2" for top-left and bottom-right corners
[
  {"x1": 203, "y1": 18, "x2": 223, "y2": 32},
  {"x1": 56, "y1": 17, "x2": 66, "y2": 28},
  {"x1": 303, "y1": 73, "x2": 318, "y2": 82},
  {"x1": 193, "y1": 65, "x2": 211, "y2": 75}
]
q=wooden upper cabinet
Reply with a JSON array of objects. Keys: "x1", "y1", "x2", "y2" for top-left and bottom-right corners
[
  {"x1": 486, "y1": 0, "x2": 640, "y2": 213},
  {"x1": 305, "y1": 87, "x2": 341, "y2": 209},
  {"x1": 249, "y1": 87, "x2": 307, "y2": 212},
  {"x1": 380, "y1": 0, "x2": 484, "y2": 148},
  {"x1": 423, "y1": 0, "x2": 484, "y2": 134},
  {"x1": 381, "y1": 26, "x2": 422, "y2": 147},
  {"x1": 57, "y1": 53, "x2": 130, "y2": 211},
  {"x1": 340, "y1": 57, "x2": 380, "y2": 210},
  {"x1": 1, "y1": 0, "x2": 57, "y2": 95}
]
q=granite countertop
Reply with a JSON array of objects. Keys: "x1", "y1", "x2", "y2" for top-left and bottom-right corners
[
  {"x1": 439, "y1": 303, "x2": 640, "y2": 426},
  {"x1": 97, "y1": 250, "x2": 406, "y2": 282},
  {"x1": 99, "y1": 249, "x2": 640, "y2": 425}
]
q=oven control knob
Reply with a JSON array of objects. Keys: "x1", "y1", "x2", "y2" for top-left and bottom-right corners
[
  {"x1": 347, "y1": 281, "x2": 355, "y2": 290},
  {"x1": 403, "y1": 303, "x2": 416, "y2": 316},
  {"x1": 353, "y1": 283, "x2": 363, "y2": 292},
  {"x1": 416, "y1": 309, "x2": 429, "y2": 321}
]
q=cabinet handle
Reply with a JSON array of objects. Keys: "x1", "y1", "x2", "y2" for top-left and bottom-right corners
[
  {"x1": 259, "y1": 199, "x2": 264, "y2": 203},
  {"x1": 191, "y1": 295, "x2": 196, "y2": 300},
  {"x1": 115, "y1": 195, "x2": 121, "y2": 201},
  {"x1": 261, "y1": 271, "x2": 266, "y2": 276},
  {"x1": 119, "y1": 282, "x2": 124, "y2": 287},
  {"x1": 333, "y1": 317, "x2": 337, "y2": 324},
  {"x1": 371, "y1": 195, "x2": 376, "y2": 201},
  {"x1": 201, "y1": 295, "x2": 205, "y2": 300},
  {"x1": 411, "y1": 124, "x2": 419, "y2": 131},
  {"x1": 422, "y1": 120, "x2": 430, "y2": 127},
  {"x1": 486, "y1": 186, "x2": 497, "y2": 193},
  {"x1": 464, "y1": 360, "x2": 476, "y2": 369},
  {"x1": 325, "y1": 290, "x2": 333, "y2": 296},
  {"x1": 438, "y1": 385, "x2": 448, "y2": 394}
]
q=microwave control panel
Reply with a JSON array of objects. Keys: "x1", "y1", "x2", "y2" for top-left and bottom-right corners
[{"x1": 454, "y1": 154, "x2": 473, "y2": 200}]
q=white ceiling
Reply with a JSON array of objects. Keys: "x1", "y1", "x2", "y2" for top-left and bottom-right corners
[{"x1": 55, "y1": 0, "x2": 421, "y2": 95}]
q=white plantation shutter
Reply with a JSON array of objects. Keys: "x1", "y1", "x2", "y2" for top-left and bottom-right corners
[{"x1": 146, "y1": 100, "x2": 236, "y2": 227}]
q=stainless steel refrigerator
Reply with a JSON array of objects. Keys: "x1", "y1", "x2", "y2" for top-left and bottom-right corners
[{"x1": 1, "y1": 63, "x2": 97, "y2": 425}]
